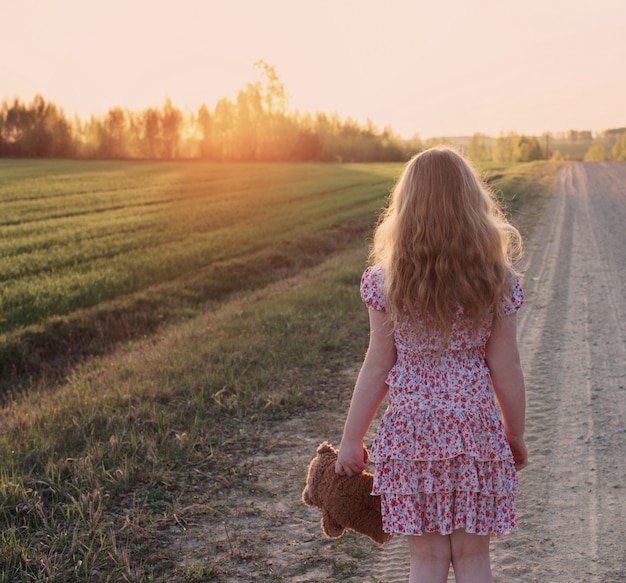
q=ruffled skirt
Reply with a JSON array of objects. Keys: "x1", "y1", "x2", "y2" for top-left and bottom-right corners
[{"x1": 373, "y1": 455, "x2": 518, "y2": 536}]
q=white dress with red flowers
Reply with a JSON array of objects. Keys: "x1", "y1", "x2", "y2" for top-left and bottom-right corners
[{"x1": 361, "y1": 265, "x2": 524, "y2": 537}]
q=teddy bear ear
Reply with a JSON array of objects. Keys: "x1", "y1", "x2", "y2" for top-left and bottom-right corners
[
  {"x1": 362, "y1": 445, "x2": 369, "y2": 464},
  {"x1": 317, "y1": 441, "x2": 335, "y2": 455}
]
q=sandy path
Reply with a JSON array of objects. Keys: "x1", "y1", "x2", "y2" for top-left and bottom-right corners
[
  {"x1": 176, "y1": 162, "x2": 626, "y2": 582},
  {"x1": 370, "y1": 161, "x2": 626, "y2": 582},
  {"x1": 490, "y1": 161, "x2": 626, "y2": 582}
]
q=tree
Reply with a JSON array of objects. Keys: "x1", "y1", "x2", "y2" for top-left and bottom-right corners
[
  {"x1": 550, "y1": 150, "x2": 567, "y2": 161},
  {"x1": 254, "y1": 60, "x2": 287, "y2": 116},
  {"x1": 161, "y1": 99, "x2": 182, "y2": 159},
  {"x1": 492, "y1": 132, "x2": 516, "y2": 162},
  {"x1": 100, "y1": 107, "x2": 127, "y2": 157},
  {"x1": 468, "y1": 133, "x2": 491, "y2": 162},
  {"x1": 515, "y1": 135, "x2": 543, "y2": 162},
  {"x1": 250, "y1": 61, "x2": 293, "y2": 160},
  {"x1": 293, "y1": 128, "x2": 321, "y2": 160},
  {"x1": 22, "y1": 95, "x2": 53, "y2": 156},
  {"x1": 0, "y1": 95, "x2": 76, "y2": 157},
  {"x1": 213, "y1": 97, "x2": 235, "y2": 159},
  {"x1": 584, "y1": 143, "x2": 608, "y2": 161},
  {"x1": 492, "y1": 133, "x2": 543, "y2": 162},
  {"x1": 141, "y1": 108, "x2": 161, "y2": 158},
  {"x1": 50, "y1": 110, "x2": 74, "y2": 157},
  {"x1": 234, "y1": 83, "x2": 262, "y2": 159},
  {"x1": 611, "y1": 132, "x2": 626, "y2": 160},
  {"x1": 0, "y1": 98, "x2": 27, "y2": 155},
  {"x1": 196, "y1": 104, "x2": 213, "y2": 158}
]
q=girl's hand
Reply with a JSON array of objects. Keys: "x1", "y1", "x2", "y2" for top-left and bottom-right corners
[
  {"x1": 507, "y1": 435, "x2": 528, "y2": 471},
  {"x1": 335, "y1": 441, "x2": 368, "y2": 477}
]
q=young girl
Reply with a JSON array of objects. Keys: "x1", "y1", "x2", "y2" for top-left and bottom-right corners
[{"x1": 335, "y1": 147, "x2": 528, "y2": 583}]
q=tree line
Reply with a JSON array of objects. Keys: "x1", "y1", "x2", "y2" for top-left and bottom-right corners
[
  {"x1": 0, "y1": 63, "x2": 411, "y2": 162},
  {"x1": 1, "y1": 62, "x2": 623, "y2": 163},
  {"x1": 456, "y1": 129, "x2": 626, "y2": 163},
  {"x1": 582, "y1": 129, "x2": 626, "y2": 161}
]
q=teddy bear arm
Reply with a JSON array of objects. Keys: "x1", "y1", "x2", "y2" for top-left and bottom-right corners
[{"x1": 302, "y1": 485, "x2": 315, "y2": 507}]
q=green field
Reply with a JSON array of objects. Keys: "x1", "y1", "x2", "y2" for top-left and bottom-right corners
[
  {"x1": 0, "y1": 160, "x2": 404, "y2": 391},
  {"x1": 1, "y1": 160, "x2": 403, "y2": 332},
  {"x1": 0, "y1": 159, "x2": 561, "y2": 581}
]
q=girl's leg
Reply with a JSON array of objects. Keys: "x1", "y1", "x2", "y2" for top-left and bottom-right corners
[
  {"x1": 450, "y1": 530, "x2": 493, "y2": 583},
  {"x1": 407, "y1": 533, "x2": 451, "y2": 583}
]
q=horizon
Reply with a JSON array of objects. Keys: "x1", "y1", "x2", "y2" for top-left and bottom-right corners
[
  {"x1": 2, "y1": 0, "x2": 625, "y2": 139},
  {"x1": 1, "y1": 90, "x2": 621, "y2": 142}
]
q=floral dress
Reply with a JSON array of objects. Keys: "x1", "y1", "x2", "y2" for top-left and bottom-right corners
[{"x1": 361, "y1": 264, "x2": 524, "y2": 536}]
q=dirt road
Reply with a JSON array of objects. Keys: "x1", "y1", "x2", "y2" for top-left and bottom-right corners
[
  {"x1": 359, "y1": 161, "x2": 626, "y2": 583},
  {"x1": 183, "y1": 162, "x2": 626, "y2": 582},
  {"x1": 491, "y1": 161, "x2": 626, "y2": 582}
]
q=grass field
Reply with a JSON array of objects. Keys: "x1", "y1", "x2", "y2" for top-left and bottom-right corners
[
  {"x1": 0, "y1": 159, "x2": 562, "y2": 581},
  {"x1": 0, "y1": 160, "x2": 403, "y2": 393}
]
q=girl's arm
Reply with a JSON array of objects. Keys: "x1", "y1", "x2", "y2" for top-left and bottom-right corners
[
  {"x1": 485, "y1": 312, "x2": 528, "y2": 471},
  {"x1": 335, "y1": 308, "x2": 397, "y2": 476}
]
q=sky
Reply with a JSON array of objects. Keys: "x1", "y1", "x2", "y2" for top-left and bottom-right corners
[{"x1": 2, "y1": 0, "x2": 625, "y2": 138}]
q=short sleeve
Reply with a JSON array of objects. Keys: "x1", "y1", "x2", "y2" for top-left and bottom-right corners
[
  {"x1": 500, "y1": 274, "x2": 524, "y2": 316},
  {"x1": 360, "y1": 265, "x2": 386, "y2": 311}
]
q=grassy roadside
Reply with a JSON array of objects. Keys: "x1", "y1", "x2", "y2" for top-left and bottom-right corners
[
  {"x1": 483, "y1": 160, "x2": 563, "y2": 238},
  {"x1": 0, "y1": 160, "x2": 562, "y2": 582},
  {"x1": 0, "y1": 244, "x2": 373, "y2": 582}
]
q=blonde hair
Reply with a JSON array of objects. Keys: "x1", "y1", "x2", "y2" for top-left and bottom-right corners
[{"x1": 370, "y1": 146, "x2": 522, "y2": 339}]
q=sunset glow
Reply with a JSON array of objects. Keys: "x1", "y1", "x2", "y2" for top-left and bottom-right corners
[{"x1": 2, "y1": 0, "x2": 625, "y2": 138}]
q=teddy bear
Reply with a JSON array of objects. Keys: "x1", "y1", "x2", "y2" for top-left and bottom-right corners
[{"x1": 301, "y1": 441, "x2": 393, "y2": 545}]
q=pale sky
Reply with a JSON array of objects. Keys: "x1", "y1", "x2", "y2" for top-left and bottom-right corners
[{"x1": 2, "y1": 0, "x2": 625, "y2": 138}]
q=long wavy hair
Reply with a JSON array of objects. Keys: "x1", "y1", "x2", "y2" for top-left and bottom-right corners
[{"x1": 370, "y1": 146, "x2": 522, "y2": 339}]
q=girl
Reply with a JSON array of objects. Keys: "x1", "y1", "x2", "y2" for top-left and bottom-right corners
[{"x1": 335, "y1": 147, "x2": 528, "y2": 583}]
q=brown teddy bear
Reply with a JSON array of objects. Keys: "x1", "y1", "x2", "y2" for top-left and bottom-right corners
[{"x1": 302, "y1": 441, "x2": 393, "y2": 545}]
